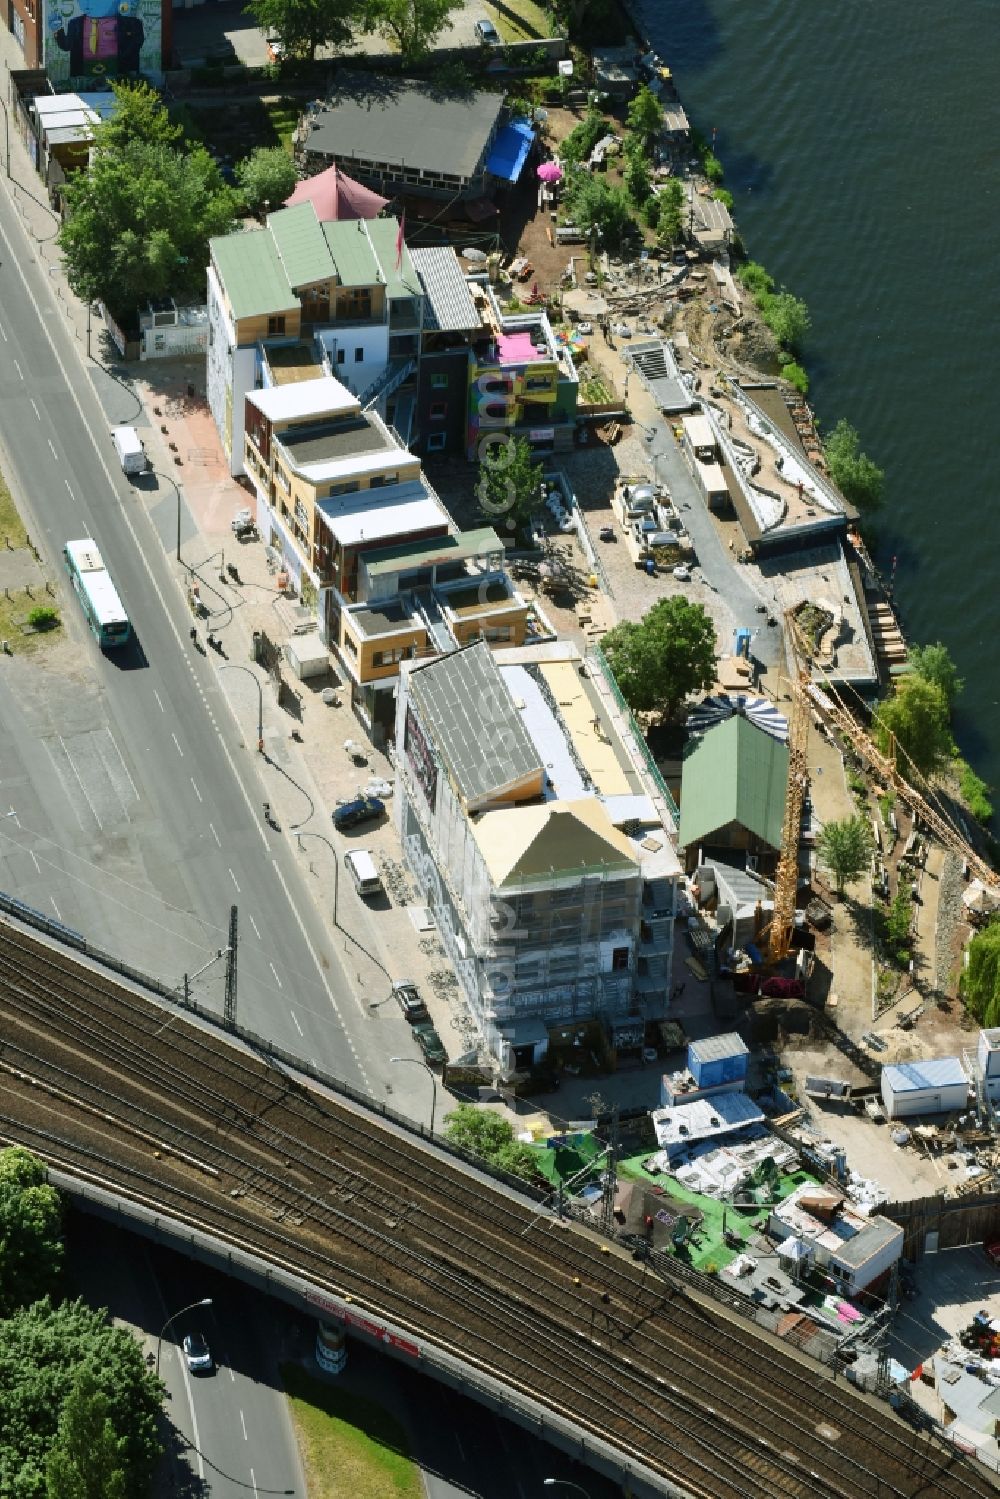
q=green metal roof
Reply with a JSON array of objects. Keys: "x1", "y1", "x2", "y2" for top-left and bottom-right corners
[
  {"x1": 362, "y1": 527, "x2": 502, "y2": 579},
  {"x1": 210, "y1": 227, "x2": 296, "y2": 321},
  {"x1": 366, "y1": 217, "x2": 419, "y2": 300},
  {"x1": 267, "y1": 202, "x2": 336, "y2": 289},
  {"x1": 322, "y1": 218, "x2": 381, "y2": 289},
  {"x1": 678, "y1": 715, "x2": 788, "y2": 851}
]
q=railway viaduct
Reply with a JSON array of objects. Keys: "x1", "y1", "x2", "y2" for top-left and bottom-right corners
[{"x1": 0, "y1": 907, "x2": 995, "y2": 1499}]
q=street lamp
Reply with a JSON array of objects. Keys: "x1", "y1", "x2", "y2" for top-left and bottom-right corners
[
  {"x1": 542, "y1": 1483, "x2": 590, "y2": 1497},
  {"x1": 156, "y1": 1297, "x2": 212, "y2": 1375},
  {"x1": 221, "y1": 663, "x2": 265, "y2": 752},
  {"x1": 296, "y1": 830, "x2": 340, "y2": 928},
  {"x1": 389, "y1": 1056, "x2": 437, "y2": 1135}
]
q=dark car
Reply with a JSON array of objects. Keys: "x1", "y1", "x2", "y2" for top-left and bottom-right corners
[
  {"x1": 333, "y1": 795, "x2": 385, "y2": 831},
  {"x1": 393, "y1": 980, "x2": 429, "y2": 1024},
  {"x1": 413, "y1": 1022, "x2": 447, "y2": 1067}
]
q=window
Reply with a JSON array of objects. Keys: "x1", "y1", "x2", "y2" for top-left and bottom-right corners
[
  {"x1": 430, "y1": 373, "x2": 449, "y2": 390},
  {"x1": 429, "y1": 402, "x2": 447, "y2": 421},
  {"x1": 369, "y1": 473, "x2": 398, "y2": 489},
  {"x1": 611, "y1": 946, "x2": 630, "y2": 972},
  {"x1": 343, "y1": 635, "x2": 358, "y2": 656},
  {"x1": 328, "y1": 481, "x2": 359, "y2": 497},
  {"x1": 267, "y1": 316, "x2": 286, "y2": 336},
  {"x1": 336, "y1": 349, "x2": 345, "y2": 365},
  {"x1": 373, "y1": 647, "x2": 406, "y2": 667},
  {"x1": 426, "y1": 432, "x2": 447, "y2": 453},
  {"x1": 354, "y1": 347, "x2": 364, "y2": 363},
  {"x1": 483, "y1": 625, "x2": 511, "y2": 643}
]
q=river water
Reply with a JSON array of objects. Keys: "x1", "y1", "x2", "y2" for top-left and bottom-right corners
[{"x1": 632, "y1": 0, "x2": 1000, "y2": 796}]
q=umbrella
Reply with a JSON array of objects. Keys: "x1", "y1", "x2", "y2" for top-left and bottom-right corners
[{"x1": 537, "y1": 161, "x2": 563, "y2": 183}]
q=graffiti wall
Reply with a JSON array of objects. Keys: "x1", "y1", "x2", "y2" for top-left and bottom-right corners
[{"x1": 43, "y1": 0, "x2": 161, "y2": 88}]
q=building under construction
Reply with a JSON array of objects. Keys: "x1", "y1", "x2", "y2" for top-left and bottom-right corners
[{"x1": 393, "y1": 641, "x2": 681, "y2": 1072}]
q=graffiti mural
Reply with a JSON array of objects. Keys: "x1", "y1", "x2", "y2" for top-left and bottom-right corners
[{"x1": 44, "y1": 0, "x2": 161, "y2": 87}]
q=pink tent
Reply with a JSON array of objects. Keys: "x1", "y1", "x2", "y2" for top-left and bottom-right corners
[
  {"x1": 285, "y1": 165, "x2": 388, "y2": 222},
  {"x1": 537, "y1": 161, "x2": 562, "y2": 183}
]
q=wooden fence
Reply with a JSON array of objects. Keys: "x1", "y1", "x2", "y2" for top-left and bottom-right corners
[{"x1": 882, "y1": 1189, "x2": 1000, "y2": 1260}]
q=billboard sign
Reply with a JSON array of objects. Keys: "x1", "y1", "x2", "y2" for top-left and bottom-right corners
[{"x1": 44, "y1": 0, "x2": 161, "y2": 87}]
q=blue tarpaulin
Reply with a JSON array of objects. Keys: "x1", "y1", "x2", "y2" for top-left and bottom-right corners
[{"x1": 486, "y1": 119, "x2": 535, "y2": 183}]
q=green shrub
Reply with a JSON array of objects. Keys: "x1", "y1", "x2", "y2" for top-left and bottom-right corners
[
  {"x1": 781, "y1": 361, "x2": 809, "y2": 395},
  {"x1": 712, "y1": 186, "x2": 734, "y2": 210},
  {"x1": 27, "y1": 605, "x2": 59, "y2": 631},
  {"x1": 960, "y1": 762, "x2": 994, "y2": 824}
]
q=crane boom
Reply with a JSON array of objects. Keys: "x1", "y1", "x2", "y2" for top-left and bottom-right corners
[{"x1": 767, "y1": 678, "x2": 809, "y2": 964}]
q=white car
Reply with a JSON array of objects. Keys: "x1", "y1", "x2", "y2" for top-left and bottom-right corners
[
  {"x1": 612, "y1": 322, "x2": 632, "y2": 338},
  {"x1": 673, "y1": 563, "x2": 692, "y2": 581},
  {"x1": 183, "y1": 1332, "x2": 213, "y2": 1374}
]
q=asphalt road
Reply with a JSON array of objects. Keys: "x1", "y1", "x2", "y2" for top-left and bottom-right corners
[{"x1": 0, "y1": 173, "x2": 432, "y2": 1119}]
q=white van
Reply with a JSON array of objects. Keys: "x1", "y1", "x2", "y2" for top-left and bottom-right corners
[
  {"x1": 343, "y1": 849, "x2": 383, "y2": 899},
  {"x1": 111, "y1": 426, "x2": 147, "y2": 476}
]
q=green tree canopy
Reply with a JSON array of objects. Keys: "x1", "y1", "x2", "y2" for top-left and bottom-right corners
[
  {"x1": 874, "y1": 676, "x2": 953, "y2": 781},
  {"x1": 362, "y1": 0, "x2": 464, "y2": 57},
  {"x1": 908, "y1": 640, "x2": 963, "y2": 708},
  {"x1": 656, "y1": 178, "x2": 685, "y2": 249},
  {"x1": 824, "y1": 417, "x2": 885, "y2": 512},
  {"x1": 601, "y1": 595, "x2": 716, "y2": 723},
  {"x1": 60, "y1": 136, "x2": 239, "y2": 314},
  {"x1": 816, "y1": 815, "x2": 873, "y2": 896},
  {"x1": 0, "y1": 1147, "x2": 63, "y2": 1316},
  {"x1": 0, "y1": 1297, "x2": 162, "y2": 1498},
  {"x1": 96, "y1": 81, "x2": 184, "y2": 153},
  {"x1": 623, "y1": 143, "x2": 652, "y2": 208},
  {"x1": 248, "y1": 0, "x2": 360, "y2": 57},
  {"x1": 444, "y1": 1105, "x2": 539, "y2": 1181},
  {"x1": 563, "y1": 174, "x2": 635, "y2": 250},
  {"x1": 554, "y1": 106, "x2": 608, "y2": 167},
  {"x1": 625, "y1": 85, "x2": 663, "y2": 153},
  {"x1": 766, "y1": 290, "x2": 810, "y2": 351},
  {"x1": 963, "y1": 921, "x2": 1000, "y2": 1026},
  {"x1": 476, "y1": 435, "x2": 543, "y2": 538},
  {"x1": 45, "y1": 1369, "x2": 127, "y2": 1499},
  {"x1": 236, "y1": 146, "x2": 298, "y2": 219}
]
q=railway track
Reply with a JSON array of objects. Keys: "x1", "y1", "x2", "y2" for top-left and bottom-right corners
[{"x1": 0, "y1": 919, "x2": 993, "y2": 1499}]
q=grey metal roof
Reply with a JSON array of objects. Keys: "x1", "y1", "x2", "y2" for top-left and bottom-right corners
[
  {"x1": 304, "y1": 77, "x2": 505, "y2": 184},
  {"x1": 833, "y1": 1215, "x2": 902, "y2": 1270},
  {"x1": 408, "y1": 642, "x2": 542, "y2": 807},
  {"x1": 410, "y1": 247, "x2": 480, "y2": 332},
  {"x1": 882, "y1": 1057, "x2": 967, "y2": 1093},
  {"x1": 689, "y1": 1033, "x2": 749, "y2": 1063}
]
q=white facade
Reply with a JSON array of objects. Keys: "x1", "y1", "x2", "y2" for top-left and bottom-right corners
[
  {"x1": 978, "y1": 1028, "x2": 1000, "y2": 1105},
  {"x1": 316, "y1": 324, "x2": 390, "y2": 405},
  {"x1": 207, "y1": 266, "x2": 258, "y2": 478},
  {"x1": 768, "y1": 1184, "x2": 903, "y2": 1295},
  {"x1": 881, "y1": 1058, "x2": 969, "y2": 1120}
]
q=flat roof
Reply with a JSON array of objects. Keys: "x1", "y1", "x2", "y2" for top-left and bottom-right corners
[
  {"x1": 683, "y1": 414, "x2": 715, "y2": 448},
  {"x1": 652, "y1": 1091, "x2": 762, "y2": 1153},
  {"x1": 304, "y1": 76, "x2": 505, "y2": 184},
  {"x1": 279, "y1": 412, "x2": 388, "y2": 465},
  {"x1": 539, "y1": 660, "x2": 634, "y2": 797},
  {"x1": 248, "y1": 375, "x2": 357, "y2": 424},
  {"x1": 410, "y1": 247, "x2": 481, "y2": 332},
  {"x1": 349, "y1": 598, "x2": 419, "y2": 636},
  {"x1": 408, "y1": 641, "x2": 542, "y2": 807},
  {"x1": 211, "y1": 227, "x2": 297, "y2": 322},
  {"x1": 296, "y1": 448, "x2": 415, "y2": 485},
  {"x1": 882, "y1": 1058, "x2": 967, "y2": 1093},
  {"x1": 363, "y1": 527, "x2": 500, "y2": 578},
  {"x1": 319, "y1": 489, "x2": 445, "y2": 547}
]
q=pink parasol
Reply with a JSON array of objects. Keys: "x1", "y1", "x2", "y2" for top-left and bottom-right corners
[{"x1": 537, "y1": 161, "x2": 563, "y2": 183}]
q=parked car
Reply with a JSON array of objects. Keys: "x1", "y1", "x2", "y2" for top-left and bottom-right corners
[
  {"x1": 673, "y1": 563, "x2": 692, "y2": 581},
  {"x1": 183, "y1": 1332, "x2": 213, "y2": 1374},
  {"x1": 393, "y1": 980, "x2": 429, "y2": 1025},
  {"x1": 598, "y1": 525, "x2": 616, "y2": 542},
  {"x1": 612, "y1": 322, "x2": 632, "y2": 338},
  {"x1": 413, "y1": 1022, "x2": 448, "y2": 1067},
  {"x1": 333, "y1": 795, "x2": 385, "y2": 831},
  {"x1": 474, "y1": 17, "x2": 500, "y2": 42}
]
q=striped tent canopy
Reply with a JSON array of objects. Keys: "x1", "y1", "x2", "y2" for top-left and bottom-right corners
[{"x1": 686, "y1": 694, "x2": 789, "y2": 743}]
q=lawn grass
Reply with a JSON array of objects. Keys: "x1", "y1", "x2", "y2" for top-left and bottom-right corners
[
  {"x1": 263, "y1": 97, "x2": 302, "y2": 155},
  {"x1": 0, "y1": 467, "x2": 28, "y2": 549},
  {"x1": 175, "y1": 96, "x2": 301, "y2": 162},
  {"x1": 494, "y1": 0, "x2": 553, "y2": 42},
  {"x1": 282, "y1": 1363, "x2": 422, "y2": 1499},
  {"x1": 0, "y1": 588, "x2": 63, "y2": 656}
]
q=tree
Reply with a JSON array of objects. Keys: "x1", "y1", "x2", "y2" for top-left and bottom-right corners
[
  {"x1": 656, "y1": 179, "x2": 685, "y2": 249},
  {"x1": 601, "y1": 596, "x2": 716, "y2": 723},
  {"x1": 95, "y1": 81, "x2": 183, "y2": 153},
  {"x1": 248, "y1": 0, "x2": 360, "y2": 58},
  {"x1": 908, "y1": 640, "x2": 963, "y2": 708},
  {"x1": 0, "y1": 1147, "x2": 63, "y2": 1316},
  {"x1": 874, "y1": 676, "x2": 953, "y2": 781},
  {"x1": 60, "y1": 138, "x2": 238, "y2": 314},
  {"x1": 962, "y1": 920, "x2": 1000, "y2": 1026},
  {"x1": 766, "y1": 290, "x2": 810, "y2": 351},
  {"x1": 363, "y1": 0, "x2": 464, "y2": 58},
  {"x1": 824, "y1": 417, "x2": 885, "y2": 512},
  {"x1": 0, "y1": 1297, "x2": 162, "y2": 1497},
  {"x1": 559, "y1": 107, "x2": 608, "y2": 167},
  {"x1": 625, "y1": 85, "x2": 663, "y2": 153},
  {"x1": 236, "y1": 146, "x2": 298, "y2": 219},
  {"x1": 444, "y1": 1105, "x2": 539, "y2": 1182},
  {"x1": 564, "y1": 174, "x2": 635, "y2": 250},
  {"x1": 476, "y1": 436, "x2": 543, "y2": 538},
  {"x1": 816, "y1": 816, "x2": 873, "y2": 896},
  {"x1": 46, "y1": 1370, "x2": 127, "y2": 1499},
  {"x1": 623, "y1": 143, "x2": 651, "y2": 208}
]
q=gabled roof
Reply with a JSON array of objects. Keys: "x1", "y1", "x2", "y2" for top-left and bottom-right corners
[
  {"x1": 366, "y1": 217, "x2": 420, "y2": 300},
  {"x1": 408, "y1": 641, "x2": 541, "y2": 807},
  {"x1": 321, "y1": 217, "x2": 381, "y2": 288},
  {"x1": 267, "y1": 202, "x2": 336, "y2": 289},
  {"x1": 210, "y1": 227, "x2": 296, "y2": 321},
  {"x1": 473, "y1": 798, "x2": 637, "y2": 885},
  {"x1": 410, "y1": 246, "x2": 481, "y2": 332},
  {"x1": 679, "y1": 715, "x2": 788, "y2": 851}
]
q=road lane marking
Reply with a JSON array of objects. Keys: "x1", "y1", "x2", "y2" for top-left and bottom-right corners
[
  {"x1": 0, "y1": 322, "x2": 7, "y2": 340},
  {"x1": 228, "y1": 1364, "x2": 235, "y2": 1383},
  {"x1": 64, "y1": 480, "x2": 74, "y2": 500},
  {"x1": 240, "y1": 1409, "x2": 247, "y2": 1442},
  {"x1": 269, "y1": 961, "x2": 282, "y2": 989},
  {"x1": 58, "y1": 734, "x2": 103, "y2": 831},
  {"x1": 47, "y1": 438, "x2": 58, "y2": 460},
  {"x1": 29, "y1": 397, "x2": 40, "y2": 420},
  {"x1": 290, "y1": 1010, "x2": 303, "y2": 1036},
  {"x1": 250, "y1": 1470, "x2": 258, "y2": 1498},
  {"x1": 105, "y1": 727, "x2": 140, "y2": 801},
  {"x1": 12, "y1": 358, "x2": 22, "y2": 379},
  {"x1": 153, "y1": 689, "x2": 165, "y2": 713},
  {"x1": 51, "y1": 897, "x2": 62, "y2": 921},
  {"x1": 190, "y1": 777, "x2": 202, "y2": 803},
  {"x1": 209, "y1": 823, "x2": 220, "y2": 846},
  {"x1": 248, "y1": 913, "x2": 261, "y2": 939},
  {"x1": 30, "y1": 851, "x2": 39, "y2": 872},
  {"x1": 229, "y1": 867, "x2": 240, "y2": 892},
  {"x1": 171, "y1": 732, "x2": 183, "y2": 757}
]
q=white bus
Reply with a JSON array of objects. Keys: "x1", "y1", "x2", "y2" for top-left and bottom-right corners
[{"x1": 63, "y1": 538, "x2": 131, "y2": 649}]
